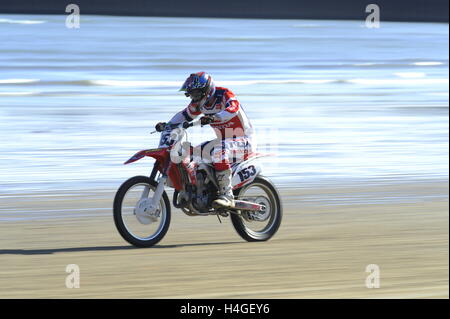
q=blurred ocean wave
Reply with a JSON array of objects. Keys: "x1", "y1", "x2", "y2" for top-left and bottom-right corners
[
  {"x1": 0, "y1": 14, "x2": 448, "y2": 194},
  {"x1": 0, "y1": 18, "x2": 46, "y2": 24},
  {"x1": 1, "y1": 77, "x2": 448, "y2": 88}
]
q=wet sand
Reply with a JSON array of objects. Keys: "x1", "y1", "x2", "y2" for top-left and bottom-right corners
[{"x1": 0, "y1": 179, "x2": 448, "y2": 298}]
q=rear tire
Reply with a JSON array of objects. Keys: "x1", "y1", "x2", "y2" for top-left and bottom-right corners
[
  {"x1": 231, "y1": 176, "x2": 282, "y2": 242},
  {"x1": 113, "y1": 176, "x2": 171, "y2": 247}
]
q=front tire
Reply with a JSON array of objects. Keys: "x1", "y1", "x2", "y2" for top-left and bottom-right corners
[
  {"x1": 113, "y1": 176, "x2": 171, "y2": 247},
  {"x1": 231, "y1": 176, "x2": 282, "y2": 242}
]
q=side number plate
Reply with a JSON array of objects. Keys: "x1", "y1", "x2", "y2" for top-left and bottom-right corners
[{"x1": 237, "y1": 165, "x2": 256, "y2": 182}]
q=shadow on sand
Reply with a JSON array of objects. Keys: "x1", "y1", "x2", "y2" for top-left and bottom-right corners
[{"x1": 0, "y1": 241, "x2": 242, "y2": 255}]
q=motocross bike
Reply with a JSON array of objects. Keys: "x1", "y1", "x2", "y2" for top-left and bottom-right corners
[{"x1": 113, "y1": 119, "x2": 282, "y2": 247}]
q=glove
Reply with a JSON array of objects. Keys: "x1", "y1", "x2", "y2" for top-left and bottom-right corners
[
  {"x1": 200, "y1": 116, "x2": 214, "y2": 126},
  {"x1": 155, "y1": 122, "x2": 167, "y2": 132},
  {"x1": 182, "y1": 121, "x2": 192, "y2": 129}
]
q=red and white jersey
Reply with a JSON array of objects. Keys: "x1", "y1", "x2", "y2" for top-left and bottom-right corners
[{"x1": 173, "y1": 87, "x2": 253, "y2": 139}]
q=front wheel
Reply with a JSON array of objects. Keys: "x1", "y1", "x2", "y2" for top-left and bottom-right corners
[
  {"x1": 113, "y1": 176, "x2": 171, "y2": 247},
  {"x1": 231, "y1": 176, "x2": 282, "y2": 242}
]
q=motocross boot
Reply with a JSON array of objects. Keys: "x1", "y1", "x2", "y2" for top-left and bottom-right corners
[{"x1": 213, "y1": 169, "x2": 235, "y2": 208}]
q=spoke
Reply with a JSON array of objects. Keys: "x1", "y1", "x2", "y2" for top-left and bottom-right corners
[
  {"x1": 121, "y1": 183, "x2": 166, "y2": 241},
  {"x1": 238, "y1": 182, "x2": 275, "y2": 232},
  {"x1": 238, "y1": 196, "x2": 257, "y2": 202}
]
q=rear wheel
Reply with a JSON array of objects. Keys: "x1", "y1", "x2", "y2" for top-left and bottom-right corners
[
  {"x1": 113, "y1": 176, "x2": 171, "y2": 247},
  {"x1": 231, "y1": 176, "x2": 282, "y2": 242}
]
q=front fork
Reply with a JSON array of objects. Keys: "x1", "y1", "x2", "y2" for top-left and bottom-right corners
[
  {"x1": 150, "y1": 175, "x2": 167, "y2": 208},
  {"x1": 142, "y1": 161, "x2": 167, "y2": 210}
]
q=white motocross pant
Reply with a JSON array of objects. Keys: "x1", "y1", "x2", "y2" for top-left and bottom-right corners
[{"x1": 195, "y1": 136, "x2": 254, "y2": 171}]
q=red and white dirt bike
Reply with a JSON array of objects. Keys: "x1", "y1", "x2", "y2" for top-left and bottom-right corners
[{"x1": 113, "y1": 120, "x2": 282, "y2": 247}]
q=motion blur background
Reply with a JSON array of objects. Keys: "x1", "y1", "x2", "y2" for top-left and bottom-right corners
[
  {"x1": 0, "y1": 0, "x2": 448, "y2": 298},
  {"x1": 0, "y1": 1, "x2": 448, "y2": 196}
]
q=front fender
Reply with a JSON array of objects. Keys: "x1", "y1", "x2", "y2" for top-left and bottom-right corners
[{"x1": 124, "y1": 148, "x2": 167, "y2": 165}]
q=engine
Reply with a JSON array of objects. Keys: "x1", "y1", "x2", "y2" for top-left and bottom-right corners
[
  {"x1": 192, "y1": 170, "x2": 215, "y2": 213},
  {"x1": 173, "y1": 168, "x2": 217, "y2": 215}
]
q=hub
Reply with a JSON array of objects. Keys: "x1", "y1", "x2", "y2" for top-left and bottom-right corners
[
  {"x1": 241, "y1": 196, "x2": 270, "y2": 222},
  {"x1": 134, "y1": 198, "x2": 160, "y2": 224}
]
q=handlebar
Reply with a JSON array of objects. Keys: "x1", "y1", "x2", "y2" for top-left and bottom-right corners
[
  {"x1": 182, "y1": 120, "x2": 202, "y2": 129},
  {"x1": 152, "y1": 119, "x2": 202, "y2": 134},
  {"x1": 167, "y1": 120, "x2": 201, "y2": 130}
]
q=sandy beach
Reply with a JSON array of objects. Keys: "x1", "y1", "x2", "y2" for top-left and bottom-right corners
[
  {"x1": 0, "y1": 178, "x2": 447, "y2": 299},
  {"x1": 0, "y1": 13, "x2": 448, "y2": 300}
]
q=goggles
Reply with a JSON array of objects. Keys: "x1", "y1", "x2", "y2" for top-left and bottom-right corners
[{"x1": 185, "y1": 89, "x2": 205, "y2": 102}]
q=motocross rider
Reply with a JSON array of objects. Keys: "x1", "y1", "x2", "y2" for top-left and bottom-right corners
[{"x1": 156, "y1": 72, "x2": 254, "y2": 208}]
